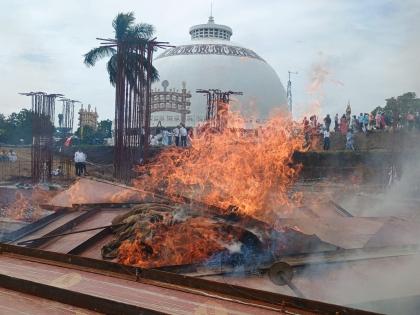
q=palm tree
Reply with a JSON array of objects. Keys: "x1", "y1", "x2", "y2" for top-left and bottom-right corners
[{"x1": 83, "y1": 12, "x2": 159, "y2": 85}]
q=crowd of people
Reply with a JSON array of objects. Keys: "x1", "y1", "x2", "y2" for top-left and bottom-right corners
[
  {"x1": 303, "y1": 104, "x2": 420, "y2": 151},
  {"x1": 0, "y1": 149, "x2": 17, "y2": 162},
  {"x1": 150, "y1": 123, "x2": 192, "y2": 148}
]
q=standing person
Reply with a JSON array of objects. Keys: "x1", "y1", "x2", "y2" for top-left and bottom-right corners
[
  {"x1": 167, "y1": 130, "x2": 173, "y2": 145},
  {"x1": 187, "y1": 128, "x2": 194, "y2": 147},
  {"x1": 323, "y1": 128, "x2": 330, "y2": 150},
  {"x1": 324, "y1": 114, "x2": 331, "y2": 131},
  {"x1": 179, "y1": 124, "x2": 187, "y2": 147},
  {"x1": 380, "y1": 112, "x2": 386, "y2": 129},
  {"x1": 407, "y1": 112, "x2": 415, "y2": 130},
  {"x1": 351, "y1": 115, "x2": 359, "y2": 132},
  {"x1": 162, "y1": 129, "x2": 169, "y2": 146},
  {"x1": 375, "y1": 112, "x2": 381, "y2": 129},
  {"x1": 0, "y1": 150, "x2": 7, "y2": 162},
  {"x1": 363, "y1": 113, "x2": 369, "y2": 133},
  {"x1": 334, "y1": 114, "x2": 339, "y2": 132},
  {"x1": 74, "y1": 149, "x2": 83, "y2": 176},
  {"x1": 358, "y1": 113, "x2": 364, "y2": 132},
  {"x1": 173, "y1": 126, "x2": 180, "y2": 147},
  {"x1": 7, "y1": 150, "x2": 17, "y2": 162},
  {"x1": 345, "y1": 129, "x2": 355, "y2": 151},
  {"x1": 345, "y1": 102, "x2": 351, "y2": 122},
  {"x1": 369, "y1": 112, "x2": 375, "y2": 130},
  {"x1": 340, "y1": 114, "x2": 348, "y2": 135}
]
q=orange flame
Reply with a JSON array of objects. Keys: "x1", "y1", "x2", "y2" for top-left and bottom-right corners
[
  {"x1": 134, "y1": 111, "x2": 305, "y2": 221},
  {"x1": 118, "y1": 217, "x2": 228, "y2": 268},
  {"x1": 2, "y1": 189, "x2": 49, "y2": 222}
]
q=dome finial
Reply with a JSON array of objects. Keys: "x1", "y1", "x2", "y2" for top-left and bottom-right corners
[{"x1": 208, "y1": 0, "x2": 214, "y2": 23}]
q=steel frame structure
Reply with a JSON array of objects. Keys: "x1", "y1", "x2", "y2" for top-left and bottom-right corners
[
  {"x1": 286, "y1": 71, "x2": 297, "y2": 114},
  {"x1": 58, "y1": 98, "x2": 78, "y2": 134},
  {"x1": 196, "y1": 89, "x2": 242, "y2": 130},
  {"x1": 96, "y1": 37, "x2": 171, "y2": 183},
  {"x1": 20, "y1": 92, "x2": 62, "y2": 182}
]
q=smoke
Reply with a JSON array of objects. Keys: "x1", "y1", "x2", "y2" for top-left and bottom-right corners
[
  {"x1": 291, "y1": 144, "x2": 420, "y2": 314},
  {"x1": 295, "y1": 53, "x2": 344, "y2": 121},
  {"x1": 340, "y1": 149, "x2": 420, "y2": 218}
]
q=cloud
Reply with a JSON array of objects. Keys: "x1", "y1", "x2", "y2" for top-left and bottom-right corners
[{"x1": 19, "y1": 53, "x2": 51, "y2": 64}]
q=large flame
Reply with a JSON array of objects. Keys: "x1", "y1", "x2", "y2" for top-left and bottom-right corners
[
  {"x1": 134, "y1": 111, "x2": 305, "y2": 220},
  {"x1": 118, "y1": 217, "x2": 227, "y2": 268}
]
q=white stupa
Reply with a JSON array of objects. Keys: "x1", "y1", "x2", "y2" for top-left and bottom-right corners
[{"x1": 151, "y1": 15, "x2": 287, "y2": 127}]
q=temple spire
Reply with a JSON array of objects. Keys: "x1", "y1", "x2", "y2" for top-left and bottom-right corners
[{"x1": 209, "y1": 1, "x2": 214, "y2": 23}]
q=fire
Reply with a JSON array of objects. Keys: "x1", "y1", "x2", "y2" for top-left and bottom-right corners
[
  {"x1": 118, "y1": 217, "x2": 228, "y2": 268},
  {"x1": 134, "y1": 110, "x2": 305, "y2": 221},
  {"x1": 116, "y1": 110, "x2": 307, "y2": 268},
  {"x1": 2, "y1": 190, "x2": 47, "y2": 222}
]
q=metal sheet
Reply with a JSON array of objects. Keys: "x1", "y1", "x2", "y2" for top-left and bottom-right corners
[
  {"x1": 13, "y1": 211, "x2": 86, "y2": 244},
  {"x1": 0, "y1": 254, "x2": 288, "y2": 315},
  {"x1": 74, "y1": 233, "x2": 116, "y2": 260},
  {"x1": 0, "y1": 287, "x2": 100, "y2": 315},
  {"x1": 275, "y1": 217, "x2": 387, "y2": 249},
  {"x1": 38, "y1": 209, "x2": 130, "y2": 253},
  {"x1": 290, "y1": 254, "x2": 420, "y2": 306},
  {"x1": 365, "y1": 217, "x2": 420, "y2": 247},
  {"x1": 47, "y1": 178, "x2": 145, "y2": 208},
  {"x1": 0, "y1": 244, "x2": 379, "y2": 315}
]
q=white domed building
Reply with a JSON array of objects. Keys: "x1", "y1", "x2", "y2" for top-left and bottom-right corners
[{"x1": 151, "y1": 16, "x2": 287, "y2": 127}]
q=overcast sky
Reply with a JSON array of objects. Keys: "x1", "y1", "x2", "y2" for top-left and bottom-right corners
[{"x1": 0, "y1": 0, "x2": 419, "y2": 120}]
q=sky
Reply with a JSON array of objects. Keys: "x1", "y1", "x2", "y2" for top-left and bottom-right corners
[{"x1": 0, "y1": 0, "x2": 419, "y2": 121}]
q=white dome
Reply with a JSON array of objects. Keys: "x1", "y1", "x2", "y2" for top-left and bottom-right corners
[{"x1": 151, "y1": 17, "x2": 287, "y2": 127}]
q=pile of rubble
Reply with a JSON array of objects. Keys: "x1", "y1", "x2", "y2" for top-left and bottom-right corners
[{"x1": 102, "y1": 202, "x2": 335, "y2": 269}]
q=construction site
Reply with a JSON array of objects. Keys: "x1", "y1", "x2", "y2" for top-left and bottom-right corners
[
  {"x1": 1, "y1": 3, "x2": 420, "y2": 315},
  {"x1": 1, "y1": 88, "x2": 420, "y2": 315}
]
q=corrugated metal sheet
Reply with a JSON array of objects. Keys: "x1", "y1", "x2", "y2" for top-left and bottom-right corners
[
  {"x1": 0, "y1": 287, "x2": 100, "y2": 315},
  {"x1": 0, "y1": 246, "x2": 321, "y2": 315}
]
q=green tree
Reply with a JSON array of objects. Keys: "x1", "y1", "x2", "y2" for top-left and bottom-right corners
[
  {"x1": 83, "y1": 12, "x2": 159, "y2": 86},
  {"x1": 3, "y1": 109, "x2": 33, "y2": 144},
  {"x1": 97, "y1": 119, "x2": 112, "y2": 138},
  {"x1": 0, "y1": 114, "x2": 6, "y2": 143},
  {"x1": 75, "y1": 126, "x2": 97, "y2": 144},
  {"x1": 373, "y1": 92, "x2": 420, "y2": 117}
]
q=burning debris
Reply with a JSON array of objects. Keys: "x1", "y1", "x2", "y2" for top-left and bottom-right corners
[
  {"x1": 134, "y1": 112, "x2": 306, "y2": 221},
  {"x1": 102, "y1": 202, "x2": 335, "y2": 269},
  {"x1": 100, "y1": 112, "x2": 316, "y2": 269},
  {"x1": 0, "y1": 186, "x2": 57, "y2": 222},
  {"x1": 0, "y1": 191, "x2": 41, "y2": 222}
]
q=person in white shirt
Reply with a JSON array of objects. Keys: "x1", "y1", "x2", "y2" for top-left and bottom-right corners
[
  {"x1": 162, "y1": 130, "x2": 169, "y2": 146},
  {"x1": 173, "y1": 126, "x2": 180, "y2": 146},
  {"x1": 74, "y1": 149, "x2": 83, "y2": 176},
  {"x1": 179, "y1": 124, "x2": 188, "y2": 147},
  {"x1": 74, "y1": 149, "x2": 87, "y2": 176},
  {"x1": 7, "y1": 150, "x2": 17, "y2": 162},
  {"x1": 323, "y1": 129, "x2": 330, "y2": 151}
]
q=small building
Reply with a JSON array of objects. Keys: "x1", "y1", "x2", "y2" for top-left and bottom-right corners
[{"x1": 78, "y1": 104, "x2": 98, "y2": 130}]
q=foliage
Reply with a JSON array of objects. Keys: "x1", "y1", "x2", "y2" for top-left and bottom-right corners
[
  {"x1": 97, "y1": 119, "x2": 113, "y2": 138},
  {"x1": 75, "y1": 119, "x2": 112, "y2": 145},
  {"x1": 372, "y1": 92, "x2": 420, "y2": 117},
  {"x1": 0, "y1": 109, "x2": 33, "y2": 144},
  {"x1": 83, "y1": 12, "x2": 159, "y2": 86}
]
